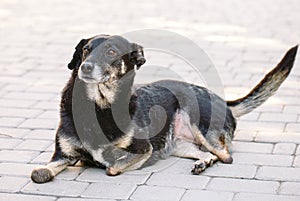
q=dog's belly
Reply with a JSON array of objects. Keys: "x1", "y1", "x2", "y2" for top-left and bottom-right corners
[
  {"x1": 173, "y1": 110, "x2": 195, "y2": 142},
  {"x1": 134, "y1": 80, "x2": 237, "y2": 147}
]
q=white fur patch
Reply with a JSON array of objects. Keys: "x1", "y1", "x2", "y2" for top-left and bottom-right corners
[
  {"x1": 85, "y1": 82, "x2": 118, "y2": 108},
  {"x1": 86, "y1": 83, "x2": 101, "y2": 102},
  {"x1": 98, "y1": 83, "x2": 118, "y2": 104},
  {"x1": 90, "y1": 148, "x2": 110, "y2": 167},
  {"x1": 121, "y1": 60, "x2": 126, "y2": 74},
  {"x1": 113, "y1": 128, "x2": 134, "y2": 148},
  {"x1": 58, "y1": 136, "x2": 81, "y2": 157}
]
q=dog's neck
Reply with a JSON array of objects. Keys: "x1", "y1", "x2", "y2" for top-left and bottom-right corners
[{"x1": 85, "y1": 71, "x2": 136, "y2": 109}]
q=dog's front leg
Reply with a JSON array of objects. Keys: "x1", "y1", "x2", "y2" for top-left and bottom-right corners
[
  {"x1": 31, "y1": 151, "x2": 76, "y2": 183},
  {"x1": 93, "y1": 139, "x2": 153, "y2": 176},
  {"x1": 106, "y1": 146, "x2": 153, "y2": 176}
]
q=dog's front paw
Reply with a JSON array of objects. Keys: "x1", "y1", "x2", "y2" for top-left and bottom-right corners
[
  {"x1": 191, "y1": 159, "x2": 214, "y2": 175},
  {"x1": 106, "y1": 167, "x2": 121, "y2": 176},
  {"x1": 191, "y1": 161, "x2": 207, "y2": 175},
  {"x1": 31, "y1": 167, "x2": 54, "y2": 183}
]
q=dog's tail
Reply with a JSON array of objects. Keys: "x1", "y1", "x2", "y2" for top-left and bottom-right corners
[{"x1": 227, "y1": 45, "x2": 298, "y2": 118}]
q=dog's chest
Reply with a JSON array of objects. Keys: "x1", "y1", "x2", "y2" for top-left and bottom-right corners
[
  {"x1": 85, "y1": 82, "x2": 118, "y2": 108},
  {"x1": 94, "y1": 107, "x2": 131, "y2": 142}
]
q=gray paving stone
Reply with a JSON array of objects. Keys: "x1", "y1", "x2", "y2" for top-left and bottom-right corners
[
  {"x1": 207, "y1": 178, "x2": 279, "y2": 193},
  {"x1": 31, "y1": 152, "x2": 52, "y2": 164},
  {"x1": 18, "y1": 118, "x2": 58, "y2": 129},
  {"x1": 280, "y1": 97, "x2": 300, "y2": 105},
  {"x1": 233, "y1": 130, "x2": 257, "y2": 141},
  {"x1": 238, "y1": 112, "x2": 260, "y2": 121},
  {"x1": 0, "y1": 193, "x2": 56, "y2": 201},
  {"x1": 45, "y1": 142, "x2": 55, "y2": 152},
  {"x1": 279, "y1": 182, "x2": 300, "y2": 195},
  {"x1": 15, "y1": 139, "x2": 53, "y2": 151},
  {"x1": 231, "y1": 152, "x2": 293, "y2": 166},
  {"x1": 77, "y1": 168, "x2": 150, "y2": 184},
  {"x1": 148, "y1": 157, "x2": 195, "y2": 175},
  {"x1": 237, "y1": 121, "x2": 285, "y2": 132},
  {"x1": 32, "y1": 101, "x2": 59, "y2": 110},
  {"x1": 22, "y1": 180, "x2": 89, "y2": 197},
  {"x1": 273, "y1": 143, "x2": 296, "y2": 155},
  {"x1": 23, "y1": 129, "x2": 56, "y2": 140},
  {"x1": 231, "y1": 141, "x2": 273, "y2": 153},
  {"x1": 57, "y1": 198, "x2": 113, "y2": 201},
  {"x1": 0, "y1": 150, "x2": 39, "y2": 163},
  {"x1": 286, "y1": 123, "x2": 300, "y2": 132},
  {"x1": 202, "y1": 163, "x2": 257, "y2": 179},
  {"x1": 1, "y1": 83, "x2": 29, "y2": 91},
  {"x1": 292, "y1": 156, "x2": 300, "y2": 167},
  {"x1": 146, "y1": 172, "x2": 210, "y2": 189},
  {"x1": 37, "y1": 111, "x2": 59, "y2": 119},
  {"x1": 0, "y1": 99, "x2": 36, "y2": 108},
  {"x1": 56, "y1": 166, "x2": 85, "y2": 180},
  {"x1": 0, "y1": 117, "x2": 25, "y2": 127},
  {"x1": 3, "y1": 92, "x2": 55, "y2": 101},
  {"x1": 181, "y1": 190, "x2": 234, "y2": 201},
  {"x1": 0, "y1": 162, "x2": 37, "y2": 177},
  {"x1": 1, "y1": 76, "x2": 34, "y2": 85},
  {"x1": 255, "y1": 131, "x2": 300, "y2": 143},
  {"x1": 0, "y1": 176, "x2": 30, "y2": 192},
  {"x1": 0, "y1": 108, "x2": 43, "y2": 118},
  {"x1": 233, "y1": 193, "x2": 300, "y2": 201},
  {"x1": 0, "y1": 138, "x2": 23, "y2": 149},
  {"x1": 25, "y1": 85, "x2": 63, "y2": 93},
  {"x1": 82, "y1": 182, "x2": 136, "y2": 199},
  {"x1": 256, "y1": 166, "x2": 300, "y2": 181},
  {"x1": 296, "y1": 145, "x2": 300, "y2": 155},
  {"x1": 259, "y1": 112, "x2": 297, "y2": 122},
  {"x1": 0, "y1": 127, "x2": 30, "y2": 138},
  {"x1": 130, "y1": 185, "x2": 185, "y2": 201},
  {"x1": 283, "y1": 105, "x2": 300, "y2": 114}
]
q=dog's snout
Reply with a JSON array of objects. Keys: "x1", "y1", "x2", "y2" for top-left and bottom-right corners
[{"x1": 81, "y1": 63, "x2": 94, "y2": 74}]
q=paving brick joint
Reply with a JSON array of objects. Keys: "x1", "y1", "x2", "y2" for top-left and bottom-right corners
[{"x1": 0, "y1": 0, "x2": 299, "y2": 200}]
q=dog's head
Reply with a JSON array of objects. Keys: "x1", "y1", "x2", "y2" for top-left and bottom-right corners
[{"x1": 68, "y1": 35, "x2": 146, "y2": 84}]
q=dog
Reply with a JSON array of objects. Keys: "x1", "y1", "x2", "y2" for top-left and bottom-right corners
[{"x1": 31, "y1": 34, "x2": 298, "y2": 183}]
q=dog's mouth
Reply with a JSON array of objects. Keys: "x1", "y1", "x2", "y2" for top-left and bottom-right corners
[
  {"x1": 79, "y1": 74, "x2": 112, "y2": 84},
  {"x1": 79, "y1": 75, "x2": 99, "y2": 84}
]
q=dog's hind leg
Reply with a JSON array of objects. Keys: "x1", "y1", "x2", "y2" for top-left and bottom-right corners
[
  {"x1": 172, "y1": 139, "x2": 218, "y2": 174},
  {"x1": 31, "y1": 147, "x2": 76, "y2": 183},
  {"x1": 191, "y1": 125, "x2": 233, "y2": 164},
  {"x1": 173, "y1": 110, "x2": 233, "y2": 164}
]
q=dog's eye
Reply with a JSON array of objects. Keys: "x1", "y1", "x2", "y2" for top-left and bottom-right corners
[{"x1": 106, "y1": 49, "x2": 118, "y2": 57}]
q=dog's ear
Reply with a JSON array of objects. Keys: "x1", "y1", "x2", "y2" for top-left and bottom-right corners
[
  {"x1": 67, "y1": 39, "x2": 89, "y2": 70},
  {"x1": 130, "y1": 43, "x2": 146, "y2": 70}
]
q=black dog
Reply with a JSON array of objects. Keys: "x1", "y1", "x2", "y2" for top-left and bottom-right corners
[{"x1": 31, "y1": 35, "x2": 298, "y2": 183}]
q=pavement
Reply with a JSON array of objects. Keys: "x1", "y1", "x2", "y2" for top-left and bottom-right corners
[{"x1": 0, "y1": 0, "x2": 300, "y2": 200}]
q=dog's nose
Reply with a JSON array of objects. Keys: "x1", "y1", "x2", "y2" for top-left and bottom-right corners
[{"x1": 81, "y1": 63, "x2": 94, "y2": 74}]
